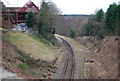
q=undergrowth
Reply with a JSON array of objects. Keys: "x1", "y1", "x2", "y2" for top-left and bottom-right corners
[{"x1": 16, "y1": 63, "x2": 29, "y2": 69}]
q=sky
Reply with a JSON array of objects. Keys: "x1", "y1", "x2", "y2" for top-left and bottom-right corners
[{"x1": 1, "y1": 0, "x2": 120, "y2": 14}]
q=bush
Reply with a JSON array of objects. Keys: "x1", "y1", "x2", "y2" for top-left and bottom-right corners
[
  {"x1": 68, "y1": 29, "x2": 75, "y2": 38},
  {"x1": 26, "y1": 11, "x2": 35, "y2": 28},
  {"x1": 97, "y1": 28, "x2": 105, "y2": 39},
  {"x1": 16, "y1": 63, "x2": 29, "y2": 69}
]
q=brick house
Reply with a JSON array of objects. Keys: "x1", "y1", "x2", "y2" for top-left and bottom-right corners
[{"x1": 2, "y1": 0, "x2": 39, "y2": 28}]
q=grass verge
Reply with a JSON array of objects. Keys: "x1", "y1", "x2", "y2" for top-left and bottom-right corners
[{"x1": 3, "y1": 32, "x2": 56, "y2": 61}]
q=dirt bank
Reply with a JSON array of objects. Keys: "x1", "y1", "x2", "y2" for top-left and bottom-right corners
[
  {"x1": 2, "y1": 32, "x2": 61, "y2": 79},
  {"x1": 76, "y1": 36, "x2": 119, "y2": 79}
]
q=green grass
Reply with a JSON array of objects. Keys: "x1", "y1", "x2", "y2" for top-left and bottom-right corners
[
  {"x1": 16, "y1": 63, "x2": 29, "y2": 69},
  {"x1": 29, "y1": 34, "x2": 52, "y2": 50},
  {"x1": 3, "y1": 32, "x2": 56, "y2": 60}
]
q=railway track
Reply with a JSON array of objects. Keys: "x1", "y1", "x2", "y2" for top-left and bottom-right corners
[{"x1": 59, "y1": 37, "x2": 75, "y2": 80}]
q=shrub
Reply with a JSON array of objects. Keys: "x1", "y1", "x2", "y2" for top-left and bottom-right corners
[
  {"x1": 16, "y1": 63, "x2": 29, "y2": 69},
  {"x1": 26, "y1": 11, "x2": 35, "y2": 28},
  {"x1": 68, "y1": 29, "x2": 75, "y2": 38},
  {"x1": 97, "y1": 28, "x2": 105, "y2": 39}
]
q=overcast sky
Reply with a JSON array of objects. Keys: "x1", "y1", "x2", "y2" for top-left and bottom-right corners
[{"x1": 1, "y1": 0, "x2": 120, "y2": 14}]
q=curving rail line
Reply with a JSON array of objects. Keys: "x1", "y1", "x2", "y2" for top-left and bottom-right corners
[{"x1": 59, "y1": 37, "x2": 75, "y2": 80}]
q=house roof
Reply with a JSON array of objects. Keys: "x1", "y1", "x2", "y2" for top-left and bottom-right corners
[{"x1": 20, "y1": 0, "x2": 39, "y2": 13}]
